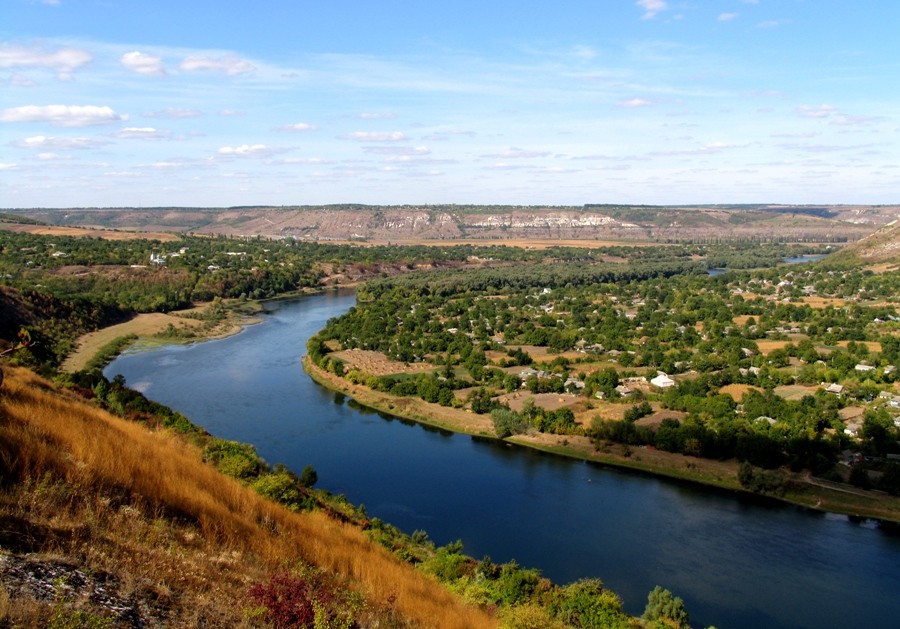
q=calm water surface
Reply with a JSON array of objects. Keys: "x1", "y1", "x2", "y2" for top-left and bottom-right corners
[{"x1": 106, "y1": 290, "x2": 900, "y2": 629}]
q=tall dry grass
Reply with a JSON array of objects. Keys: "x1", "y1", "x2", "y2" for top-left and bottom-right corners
[{"x1": 0, "y1": 366, "x2": 497, "y2": 629}]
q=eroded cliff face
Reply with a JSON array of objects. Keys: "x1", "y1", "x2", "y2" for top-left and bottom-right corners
[
  {"x1": 199, "y1": 208, "x2": 645, "y2": 240},
  {"x1": 12, "y1": 205, "x2": 899, "y2": 242}
]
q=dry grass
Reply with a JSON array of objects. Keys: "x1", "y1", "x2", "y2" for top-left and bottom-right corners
[
  {"x1": 719, "y1": 383, "x2": 764, "y2": 402},
  {"x1": 0, "y1": 366, "x2": 497, "y2": 629},
  {"x1": 0, "y1": 223, "x2": 180, "y2": 241},
  {"x1": 332, "y1": 348, "x2": 434, "y2": 376},
  {"x1": 755, "y1": 339, "x2": 793, "y2": 355}
]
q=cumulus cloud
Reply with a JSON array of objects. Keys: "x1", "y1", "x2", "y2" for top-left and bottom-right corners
[
  {"x1": 0, "y1": 44, "x2": 92, "y2": 80},
  {"x1": 13, "y1": 134, "x2": 109, "y2": 149},
  {"x1": 179, "y1": 54, "x2": 256, "y2": 75},
  {"x1": 636, "y1": 0, "x2": 667, "y2": 20},
  {"x1": 619, "y1": 97, "x2": 653, "y2": 108},
  {"x1": 342, "y1": 131, "x2": 406, "y2": 142},
  {"x1": 120, "y1": 51, "x2": 165, "y2": 76},
  {"x1": 109, "y1": 127, "x2": 171, "y2": 140},
  {"x1": 0, "y1": 105, "x2": 125, "y2": 127},
  {"x1": 796, "y1": 104, "x2": 836, "y2": 118}
]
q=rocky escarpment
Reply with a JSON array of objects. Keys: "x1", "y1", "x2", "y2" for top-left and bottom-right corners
[{"x1": 9, "y1": 204, "x2": 899, "y2": 242}]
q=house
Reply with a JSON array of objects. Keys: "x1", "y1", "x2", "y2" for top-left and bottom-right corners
[
  {"x1": 650, "y1": 372, "x2": 676, "y2": 389},
  {"x1": 615, "y1": 384, "x2": 633, "y2": 397},
  {"x1": 855, "y1": 364, "x2": 876, "y2": 373},
  {"x1": 824, "y1": 383, "x2": 844, "y2": 395}
]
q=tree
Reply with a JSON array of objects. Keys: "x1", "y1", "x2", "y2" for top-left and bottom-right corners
[{"x1": 642, "y1": 586, "x2": 690, "y2": 628}]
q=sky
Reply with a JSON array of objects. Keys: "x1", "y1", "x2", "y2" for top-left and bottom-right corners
[{"x1": 1, "y1": 0, "x2": 898, "y2": 208}]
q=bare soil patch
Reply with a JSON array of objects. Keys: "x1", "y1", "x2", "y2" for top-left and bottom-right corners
[
  {"x1": 755, "y1": 339, "x2": 793, "y2": 355},
  {"x1": 332, "y1": 349, "x2": 434, "y2": 376},
  {"x1": 719, "y1": 383, "x2": 764, "y2": 401},
  {"x1": 495, "y1": 392, "x2": 582, "y2": 413},
  {"x1": 774, "y1": 384, "x2": 819, "y2": 401},
  {"x1": 635, "y1": 410, "x2": 688, "y2": 431},
  {"x1": 837, "y1": 340, "x2": 882, "y2": 352}
]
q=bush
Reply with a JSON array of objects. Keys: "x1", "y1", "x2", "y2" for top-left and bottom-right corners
[
  {"x1": 492, "y1": 408, "x2": 529, "y2": 438},
  {"x1": 642, "y1": 585, "x2": 690, "y2": 629},
  {"x1": 552, "y1": 579, "x2": 630, "y2": 629},
  {"x1": 247, "y1": 571, "x2": 352, "y2": 629}
]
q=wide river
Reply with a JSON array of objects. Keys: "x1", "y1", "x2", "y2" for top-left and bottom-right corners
[{"x1": 106, "y1": 290, "x2": 900, "y2": 629}]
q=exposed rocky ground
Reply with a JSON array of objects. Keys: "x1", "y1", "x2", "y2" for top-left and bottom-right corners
[{"x1": 9, "y1": 204, "x2": 899, "y2": 242}]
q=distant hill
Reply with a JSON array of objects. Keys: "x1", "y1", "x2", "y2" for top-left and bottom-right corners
[
  {"x1": 827, "y1": 220, "x2": 900, "y2": 266},
  {"x1": 5, "y1": 204, "x2": 898, "y2": 243}
]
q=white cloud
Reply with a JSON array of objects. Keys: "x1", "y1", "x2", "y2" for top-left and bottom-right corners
[
  {"x1": 619, "y1": 97, "x2": 653, "y2": 108},
  {"x1": 636, "y1": 0, "x2": 667, "y2": 20},
  {"x1": 13, "y1": 134, "x2": 108, "y2": 149},
  {"x1": 0, "y1": 44, "x2": 92, "y2": 80},
  {"x1": 36, "y1": 152, "x2": 69, "y2": 161},
  {"x1": 218, "y1": 144, "x2": 283, "y2": 158},
  {"x1": 110, "y1": 127, "x2": 171, "y2": 139},
  {"x1": 718, "y1": 13, "x2": 738, "y2": 22},
  {"x1": 359, "y1": 112, "x2": 396, "y2": 119},
  {"x1": 831, "y1": 114, "x2": 881, "y2": 126},
  {"x1": 796, "y1": 104, "x2": 836, "y2": 118},
  {"x1": 218, "y1": 109, "x2": 245, "y2": 117},
  {"x1": 179, "y1": 55, "x2": 256, "y2": 75},
  {"x1": 0, "y1": 163, "x2": 18, "y2": 171},
  {"x1": 281, "y1": 122, "x2": 318, "y2": 132},
  {"x1": 757, "y1": 20, "x2": 782, "y2": 29},
  {"x1": 482, "y1": 148, "x2": 551, "y2": 159},
  {"x1": 343, "y1": 131, "x2": 406, "y2": 142},
  {"x1": 120, "y1": 51, "x2": 165, "y2": 76},
  {"x1": 361, "y1": 146, "x2": 430, "y2": 156},
  {"x1": 0, "y1": 105, "x2": 125, "y2": 127}
]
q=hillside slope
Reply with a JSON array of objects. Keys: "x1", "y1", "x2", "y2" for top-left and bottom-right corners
[
  {"x1": 0, "y1": 366, "x2": 497, "y2": 628},
  {"x1": 828, "y1": 219, "x2": 900, "y2": 267},
  {"x1": 9, "y1": 204, "x2": 898, "y2": 242}
]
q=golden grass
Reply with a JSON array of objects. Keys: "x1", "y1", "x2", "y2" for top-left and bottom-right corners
[
  {"x1": 0, "y1": 223, "x2": 181, "y2": 241},
  {"x1": 0, "y1": 366, "x2": 497, "y2": 628},
  {"x1": 719, "y1": 383, "x2": 764, "y2": 402}
]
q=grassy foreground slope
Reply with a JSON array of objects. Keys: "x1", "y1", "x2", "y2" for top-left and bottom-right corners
[{"x1": 0, "y1": 365, "x2": 497, "y2": 628}]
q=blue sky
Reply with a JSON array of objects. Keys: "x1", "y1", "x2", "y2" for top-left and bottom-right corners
[{"x1": 1, "y1": 0, "x2": 898, "y2": 207}]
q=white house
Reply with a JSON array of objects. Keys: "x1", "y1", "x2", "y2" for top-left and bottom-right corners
[{"x1": 650, "y1": 372, "x2": 676, "y2": 389}]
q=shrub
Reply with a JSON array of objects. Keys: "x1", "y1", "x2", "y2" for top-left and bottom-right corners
[
  {"x1": 552, "y1": 578, "x2": 630, "y2": 629},
  {"x1": 642, "y1": 585, "x2": 690, "y2": 629},
  {"x1": 248, "y1": 572, "x2": 343, "y2": 629}
]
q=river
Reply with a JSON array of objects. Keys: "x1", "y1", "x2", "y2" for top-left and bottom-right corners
[{"x1": 106, "y1": 289, "x2": 900, "y2": 629}]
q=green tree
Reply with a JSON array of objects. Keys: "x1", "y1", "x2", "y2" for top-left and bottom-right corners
[{"x1": 642, "y1": 586, "x2": 690, "y2": 628}]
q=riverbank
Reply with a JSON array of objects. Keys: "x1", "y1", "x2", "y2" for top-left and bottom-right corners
[{"x1": 303, "y1": 358, "x2": 900, "y2": 524}]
